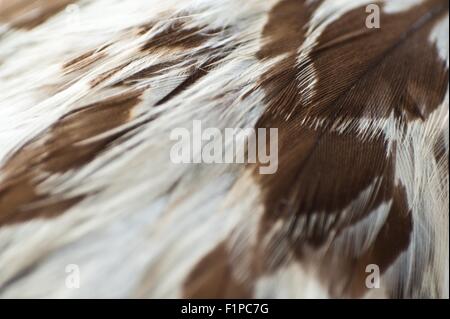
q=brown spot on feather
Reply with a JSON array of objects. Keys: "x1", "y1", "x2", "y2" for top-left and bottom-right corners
[
  {"x1": 248, "y1": 0, "x2": 447, "y2": 297},
  {"x1": 63, "y1": 44, "x2": 110, "y2": 73},
  {"x1": 0, "y1": 177, "x2": 84, "y2": 227},
  {"x1": 0, "y1": 0, "x2": 77, "y2": 30},
  {"x1": 343, "y1": 185, "x2": 413, "y2": 298},
  {"x1": 114, "y1": 61, "x2": 178, "y2": 87},
  {"x1": 141, "y1": 19, "x2": 224, "y2": 52},
  {"x1": 255, "y1": 0, "x2": 321, "y2": 120},
  {"x1": 183, "y1": 243, "x2": 252, "y2": 298},
  {"x1": 155, "y1": 55, "x2": 228, "y2": 106},
  {"x1": 299, "y1": 0, "x2": 449, "y2": 124},
  {"x1": 63, "y1": 50, "x2": 98, "y2": 69},
  {"x1": 0, "y1": 90, "x2": 142, "y2": 227},
  {"x1": 44, "y1": 91, "x2": 142, "y2": 171},
  {"x1": 259, "y1": 129, "x2": 395, "y2": 253},
  {"x1": 90, "y1": 61, "x2": 133, "y2": 88}
]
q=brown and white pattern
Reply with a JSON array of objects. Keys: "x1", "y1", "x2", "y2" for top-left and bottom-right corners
[{"x1": 0, "y1": 0, "x2": 448, "y2": 298}]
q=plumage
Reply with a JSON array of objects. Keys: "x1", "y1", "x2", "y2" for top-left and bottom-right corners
[{"x1": 0, "y1": 0, "x2": 448, "y2": 298}]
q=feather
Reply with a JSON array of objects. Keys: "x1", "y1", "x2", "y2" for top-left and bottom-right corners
[{"x1": 0, "y1": 0, "x2": 448, "y2": 298}]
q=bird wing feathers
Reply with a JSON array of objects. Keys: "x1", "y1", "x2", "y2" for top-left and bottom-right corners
[{"x1": 0, "y1": 0, "x2": 448, "y2": 298}]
